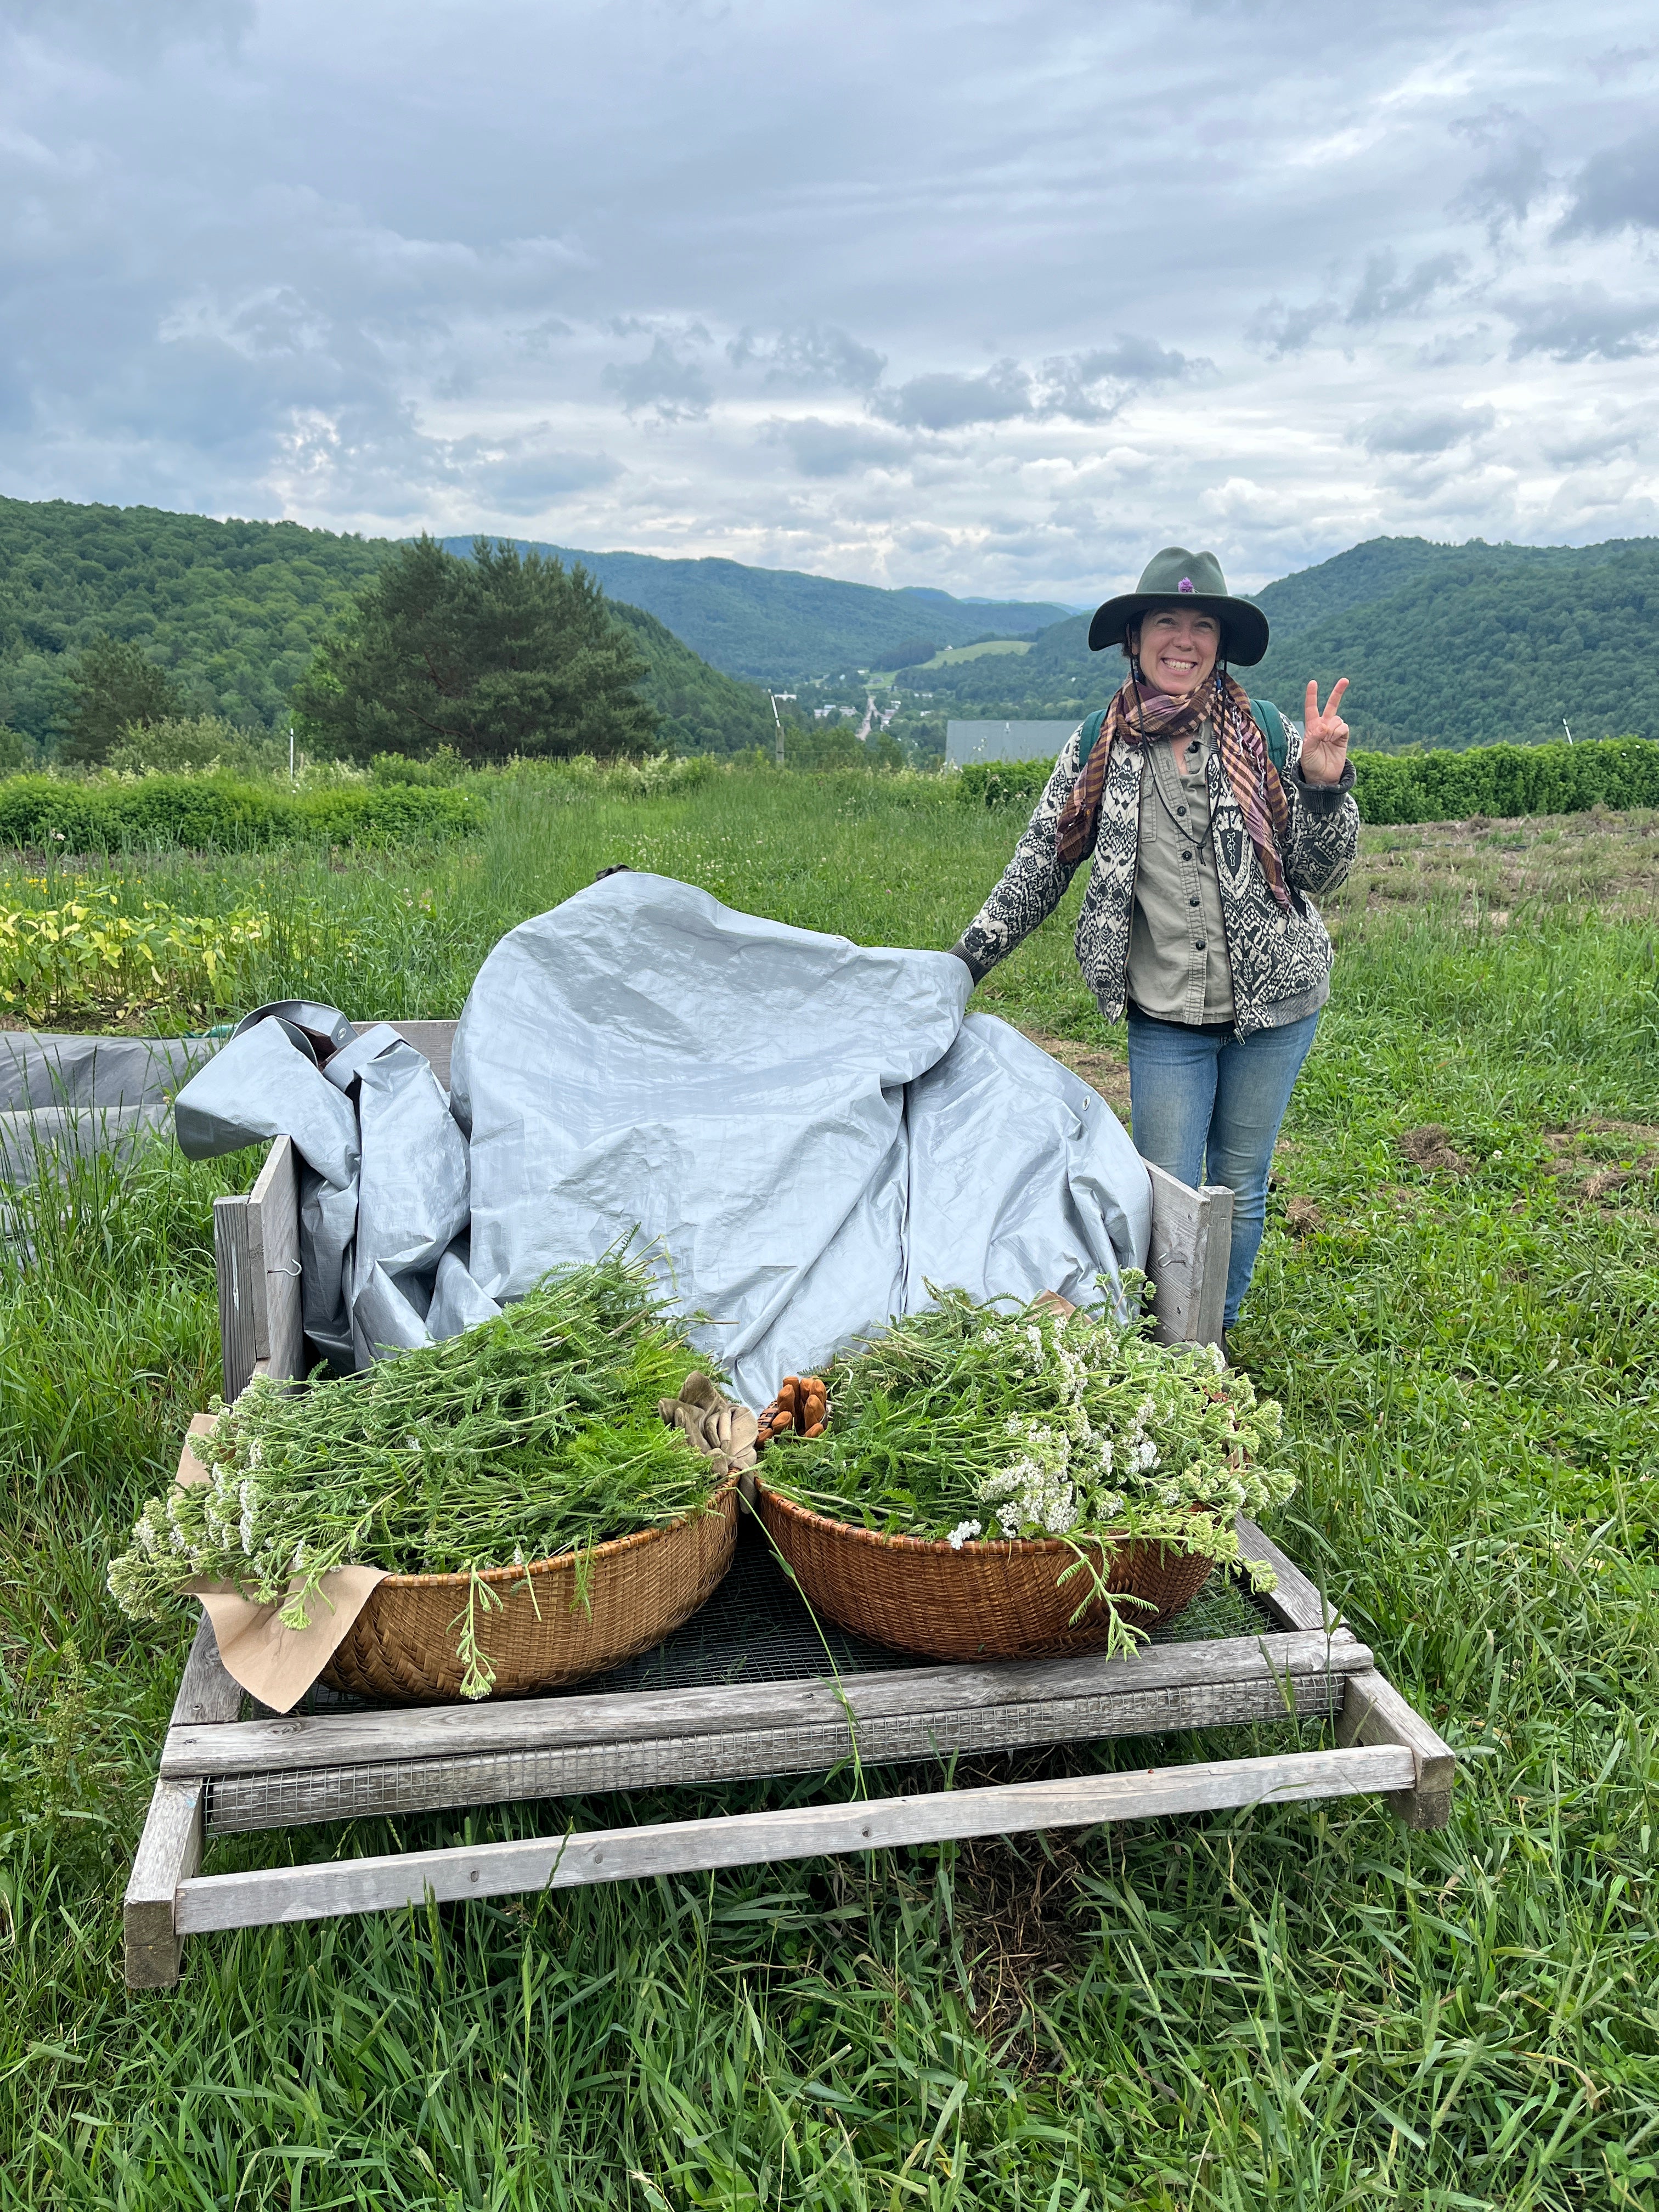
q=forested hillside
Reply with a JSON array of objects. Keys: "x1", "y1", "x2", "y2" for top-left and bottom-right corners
[
  {"x1": 0, "y1": 498, "x2": 776, "y2": 758},
  {"x1": 440, "y1": 537, "x2": 1070, "y2": 680},
  {"x1": 913, "y1": 535, "x2": 1659, "y2": 750},
  {"x1": 0, "y1": 498, "x2": 383, "y2": 745}
]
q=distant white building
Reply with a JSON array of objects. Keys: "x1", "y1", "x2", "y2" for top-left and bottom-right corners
[{"x1": 946, "y1": 718, "x2": 1082, "y2": 767}]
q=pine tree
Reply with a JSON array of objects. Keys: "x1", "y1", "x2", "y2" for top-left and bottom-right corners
[{"x1": 292, "y1": 537, "x2": 659, "y2": 763}]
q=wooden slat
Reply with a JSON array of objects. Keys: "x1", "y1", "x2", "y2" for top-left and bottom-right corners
[
  {"x1": 206, "y1": 1662, "x2": 1363, "y2": 1832},
  {"x1": 123, "y1": 1779, "x2": 205, "y2": 1985},
  {"x1": 1338, "y1": 1669, "x2": 1455, "y2": 1829},
  {"x1": 174, "y1": 1615, "x2": 243, "y2": 1728},
  {"x1": 1235, "y1": 1517, "x2": 1346, "y2": 1637},
  {"x1": 380, "y1": 1020, "x2": 456, "y2": 1091},
  {"x1": 211, "y1": 1195, "x2": 256, "y2": 1404},
  {"x1": 165, "y1": 1629, "x2": 1374, "y2": 1782},
  {"x1": 1147, "y1": 1163, "x2": 1232, "y2": 1347},
  {"x1": 247, "y1": 1135, "x2": 302, "y2": 1381},
  {"x1": 177, "y1": 1743, "x2": 1415, "y2": 1932}
]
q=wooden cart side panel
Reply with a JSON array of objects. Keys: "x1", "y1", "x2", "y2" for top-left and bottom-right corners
[
  {"x1": 1147, "y1": 1164, "x2": 1232, "y2": 1347},
  {"x1": 174, "y1": 1613, "x2": 244, "y2": 1728},
  {"x1": 165, "y1": 1629, "x2": 1375, "y2": 1780},
  {"x1": 176, "y1": 1742, "x2": 1416, "y2": 1933},
  {"x1": 211, "y1": 1196, "x2": 257, "y2": 1405},
  {"x1": 247, "y1": 1135, "x2": 301, "y2": 1381},
  {"x1": 202, "y1": 1669, "x2": 1358, "y2": 1834},
  {"x1": 1338, "y1": 1669, "x2": 1455, "y2": 1829},
  {"x1": 1234, "y1": 1516, "x2": 1346, "y2": 1638}
]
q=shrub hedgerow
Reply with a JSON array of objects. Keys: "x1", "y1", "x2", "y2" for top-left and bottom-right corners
[
  {"x1": 0, "y1": 773, "x2": 482, "y2": 854},
  {"x1": 1348, "y1": 735, "x2": 1659, "y2": 823},
  {"x1": 957, "y1": 734, "x2": 1659, "y2": 825}
]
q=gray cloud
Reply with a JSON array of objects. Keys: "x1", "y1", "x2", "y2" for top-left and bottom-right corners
[
  {"x1": 1347, "y1": 250, "x2": 1465, "y2": 325},
  {"x1": 761, "y1": 416, "x2": 909, "y2": 478},
  {"x1": 730, "y1": 323, "x2": 885, "y2": 390},
  {"x1": 1502, "y1": 285, "x2": 1659, "y2": 362},
  {"x1": 1035, "y1": 338, "x2": 1202, "y2": 421},
  {"x1": 602, "y1": 336, "x2": 713, "y2": 421},
  {"x1": 2, "y1": 0, "x2": 1657, "y2": 595},
  {"x1": 871, "y1": 358, "x2": 1031, "y2": 432},
  {"x1": 1556, "y1": 127, "x2": 1659, "y2": 238},
  {"x1": 1450, "y1": 107, "x2": 1550, "y2": 236},
  {"x1": 1246, "y1": 296, "x2": 1336, "y2": 359},
  {"x1": 1358, "y1": 404, "x2": 1496, "y2": 457}
]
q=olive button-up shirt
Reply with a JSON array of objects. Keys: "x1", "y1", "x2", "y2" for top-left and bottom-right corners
[{"x1": 1125, "y1": 720, "x2": 1236, "y2": 1025}]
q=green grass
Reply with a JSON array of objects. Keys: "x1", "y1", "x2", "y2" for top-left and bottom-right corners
[{"x1": 2, "y1": 769, "x2": 1657, "y2": 2206}]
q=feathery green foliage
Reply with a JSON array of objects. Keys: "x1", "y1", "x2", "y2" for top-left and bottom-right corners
[{"x1": 764, "y1": 1286, "x2": 1292, "y2": 1640}]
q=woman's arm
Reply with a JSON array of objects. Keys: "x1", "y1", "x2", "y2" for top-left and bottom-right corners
[
  {"x1": 1279, "y1": 716, "x2": 1359, "y2": 896},
  {"x1": 952, "y1": 727, "x2": 1087, "y2": 981}
]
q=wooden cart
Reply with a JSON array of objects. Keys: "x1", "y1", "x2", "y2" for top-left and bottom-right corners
[{"x1": 124, "y1": 1022, "x2": 1452, "y2": 1989}]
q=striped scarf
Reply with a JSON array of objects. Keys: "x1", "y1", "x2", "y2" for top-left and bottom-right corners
[{"x1": 1054, "y1": 669, "x2": 1294, "y2": 909}]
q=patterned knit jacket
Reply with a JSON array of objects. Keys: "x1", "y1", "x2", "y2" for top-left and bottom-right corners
[{"x1": 957, "y1": 714, "x2": 1361, "y2": 1039}]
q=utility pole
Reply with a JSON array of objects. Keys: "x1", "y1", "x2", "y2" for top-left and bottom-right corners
[{"x1": 769, "y1": 692, "x2": 785, "y2": 768}]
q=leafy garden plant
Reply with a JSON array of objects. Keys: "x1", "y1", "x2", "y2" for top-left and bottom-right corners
[
  {"x1": 106, "y1": 1254, "x2": 721, "y2": 1688},
  {"x1": 761, "y1": 1281, "x2": 1294, "y2": 1601}
]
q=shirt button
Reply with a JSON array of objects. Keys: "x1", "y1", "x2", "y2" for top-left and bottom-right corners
[
  {"x1": 1181, "y1": 850, "x2": 1192, "y2": 861},
  {"x1": 1195, "y1": 939, "x2": 1206, "y2": 949},
  {"x1": 1176, "y1": 806, "x2": 1187, "y2": 816},
  {"x1": 1188, "y1": 896, "x2": 1200, "y2": 907}
]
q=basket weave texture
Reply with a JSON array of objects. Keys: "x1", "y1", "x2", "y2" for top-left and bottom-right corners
[
  {"x1": 321, "y1": 1481, "x2": 738, "y2": 1702},
  {"x1": 757, "y1": 1486, "x2": 1212, "y2": 1661}
]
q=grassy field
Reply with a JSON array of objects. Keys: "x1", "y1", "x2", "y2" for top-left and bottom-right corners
[{"x1": 2, "y1": 769, "x2": 1657, "y2": 2208}]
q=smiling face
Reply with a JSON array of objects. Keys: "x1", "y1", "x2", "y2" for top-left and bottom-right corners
[{"x1": 1129, "y1": 604, "x2": 1222, "y2": 698}]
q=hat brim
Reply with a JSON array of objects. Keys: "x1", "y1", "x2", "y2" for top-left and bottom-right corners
[{"x1": 1087, "y1": 591, "x2": 1269, "y2": 668}]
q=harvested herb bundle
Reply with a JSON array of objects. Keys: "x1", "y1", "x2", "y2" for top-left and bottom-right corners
[
  {"x1": 108, "y1": 1253, "x2": 721, "y2": 1639},
  {"x1": 760, "y1": 1282, "x2": 1294, "y2": 1580}
]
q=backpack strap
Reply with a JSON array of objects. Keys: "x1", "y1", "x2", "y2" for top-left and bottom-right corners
[
  {"x1": 1073, "y1": 707, "x2": 1109, "y2": 775},
  {"x1": 1249, "y1": 696, "x2": 1289, "y2": 772}
]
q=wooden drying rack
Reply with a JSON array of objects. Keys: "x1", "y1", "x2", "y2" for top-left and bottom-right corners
[{"x1": 124, "y1": 1021, "x2": 1452, "y2": 1988}]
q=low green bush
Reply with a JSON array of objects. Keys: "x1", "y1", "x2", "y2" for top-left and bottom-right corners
[
  {"x1": 1350, "y1": 735, "x2": 1659, "y2": 823},
  {"x1": 0, "y1": 772, "x2": 482, "y2": 854},
  {"x1": 957, "y1": 735, "x2": 1659, "y2": 825},
  {"x1": 956, "y1": 757, "x2": 1054, "y2": 808}
]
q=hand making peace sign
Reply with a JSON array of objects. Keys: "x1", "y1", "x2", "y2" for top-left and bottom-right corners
[{"x1": 1300, "y1": 678, "x2": 1351, "y2": 786}]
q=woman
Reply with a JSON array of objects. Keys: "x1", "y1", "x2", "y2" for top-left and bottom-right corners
[{"x1": 949, "y1": 545, "x2": 1358, "y2": 1354}]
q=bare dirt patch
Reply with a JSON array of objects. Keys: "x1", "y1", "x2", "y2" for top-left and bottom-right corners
[
  {"x1": 1399, "y1": 1125, "x2": 1474, "y2": 1175},
  {"x1": 1283, "y1": 1194, "x2": 1325, "y2": 1236},
  {"x1": 1542, "y1": 1120, "x2": 1659, "y2": 1209},
  {"x1": 1018, "y1": 1027, "x2": 1132, "y2": 1119}
]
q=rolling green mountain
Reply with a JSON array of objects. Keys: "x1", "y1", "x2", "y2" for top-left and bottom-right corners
[
  {"x1": 0, "y1": 498, "x2": 775, "y2": 758},
  {"x1": 909, "y1": 536, "x2": 1659, "y2": 750},
  {"x1": 438, "y1": 537, "x2": 1071, "y2": 681},
  {"x1": 0, "y1": 496, "x2": 385, "y2": 747}
]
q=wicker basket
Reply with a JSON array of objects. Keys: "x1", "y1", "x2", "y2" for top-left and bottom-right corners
[
  {"x1": 756, "y1": 1486, "x2": 1212, "y2": 1662},
  {"x1": 321, "y1": 1481, "x2": 738, "y2": 1702}
]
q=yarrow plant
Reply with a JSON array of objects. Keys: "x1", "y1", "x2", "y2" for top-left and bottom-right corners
[
  {"x1": 107, "y1": 1252, "x2": 723, "y2": 1695},
  {"x1": 761, "y1": 1277, "x2": 1294, "y2": 1643}
]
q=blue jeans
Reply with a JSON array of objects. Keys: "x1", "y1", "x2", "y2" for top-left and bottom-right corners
[{"x1": 1126, "y1": 1006, "x2": 1321, "y2": 1329}]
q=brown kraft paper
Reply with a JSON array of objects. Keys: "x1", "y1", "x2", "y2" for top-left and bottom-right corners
[{"x1": 173, "y1": 1414, "x2": 387, "y2": 1715}]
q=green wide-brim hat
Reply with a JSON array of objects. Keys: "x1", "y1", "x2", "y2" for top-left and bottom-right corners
[{"x1": 1087, "y1": 545, "x2": 1269, "y2": 667}]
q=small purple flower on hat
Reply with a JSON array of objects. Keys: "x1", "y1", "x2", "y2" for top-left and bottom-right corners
[{"x1": 1178, "y1": 577, "x2": 1194, "y2": 593}]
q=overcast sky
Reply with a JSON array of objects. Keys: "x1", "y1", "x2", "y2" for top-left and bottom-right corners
[{"x1": 3, "y1": 0, "x2": 1658, "y2": 601}]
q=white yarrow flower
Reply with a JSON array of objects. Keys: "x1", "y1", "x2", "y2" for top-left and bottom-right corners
[{"x1": 947, "y1": 1520, "x2": 981, "y2": 1550}]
